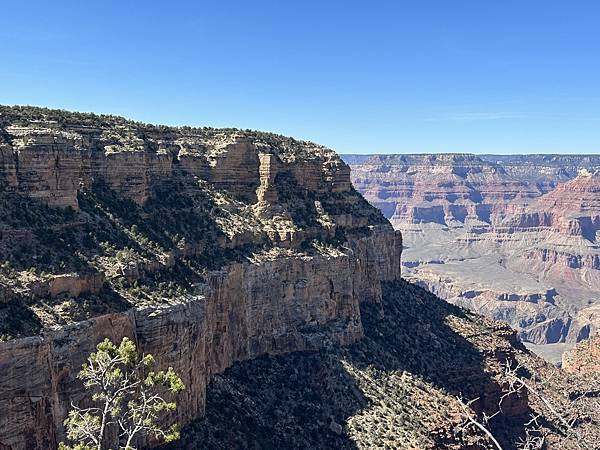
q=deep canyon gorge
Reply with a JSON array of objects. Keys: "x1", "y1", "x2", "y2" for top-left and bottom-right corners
[
  {"x1": 346, "y1": 154, "x2": 600, "y2": 363},
  {"x1": 0, "y1": 107, "x2": 598, "y2": 449}
]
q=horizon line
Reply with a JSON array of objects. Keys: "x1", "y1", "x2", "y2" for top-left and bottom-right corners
[{"x1": 341, "y1": 152, "x2": 600, "y2": 156}]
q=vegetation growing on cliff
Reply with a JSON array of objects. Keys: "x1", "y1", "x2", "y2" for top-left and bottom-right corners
[
  {"x1": 60, "y1": 337, "x2": 184, "y2": 450},
  {"x1": 0, "y1": 106, "x2": 388, "y2": 340},
  {"x1": 0, "y1": 105, "x2": 339, "y2": 162},
  {"x1": 168, "y1": 281, "x2": 600, "y2": 450}
]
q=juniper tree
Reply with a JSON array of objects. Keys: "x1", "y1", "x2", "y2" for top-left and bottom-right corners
[{"x1": 59, "y1": 337, "x2": 184, "y2": 450}]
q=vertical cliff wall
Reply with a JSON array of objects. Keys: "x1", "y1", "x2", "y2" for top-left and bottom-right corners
[
  {"x1": 0, "y1": 228, "x2": 401, "y2": 450},
  {"x1": 0, "y1": 107, "x2": 401, "y2": 449}
]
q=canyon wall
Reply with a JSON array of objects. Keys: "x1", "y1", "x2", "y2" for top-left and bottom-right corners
[
  {"x1": 346, "y1": 154, "x2": 600, "y2": 351},
  {"x1": 1, "y1": 108, "x2": 599, "y2": 450},
  {"x1": 0, "y1": 107, "x2": 401, "y2": 449},
  {"x1": 0, "y1": 228, "x2": 400, "y2": 449}
]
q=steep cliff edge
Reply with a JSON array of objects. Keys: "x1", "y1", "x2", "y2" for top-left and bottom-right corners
[
  {"x1": 0, "y1": 106, "x2": 401, "y2": 449},
  {"x1": 167, "y1": 281, "x2": 600, "y2": 449},
  {"x1": 1, "y1": 108, "x2": 596, "y2": 450}
]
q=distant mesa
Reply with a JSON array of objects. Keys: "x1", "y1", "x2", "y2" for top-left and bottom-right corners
[{"x1": 345, "y1": 153, "x2": 600, "y2": 354}]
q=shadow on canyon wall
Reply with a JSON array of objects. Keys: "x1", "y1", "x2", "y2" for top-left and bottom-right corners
[{"x1": 167, "y1": 280, "x2": 532, "y2": 450}]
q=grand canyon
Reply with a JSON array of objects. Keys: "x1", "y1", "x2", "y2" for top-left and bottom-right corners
[
  {"x1": 347, "y1": 154, "x2": 600, "y2": 364},
  {"x1": 0, "y1": 107, "x2": 598, "y2": 449}
]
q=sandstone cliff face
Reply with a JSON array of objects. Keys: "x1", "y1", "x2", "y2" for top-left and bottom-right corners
[
  {"x1": 0, "y1": 112, "x2": 347, "y2": 210},
  {"x1": 0, "y1": 107, "x2": 401, "y2": 449},
  {"x1": 345, "y1": 154, "x2": 600, "y2": 351},
  {"x1": 168, "y1": 281, "x2": 600, "y2": 450},
  {"x1": 349, "y1": 154, "x2": 541, "y2": 227},
  {"x1": 0, "y1": 231, "x2": 400, "y2": 450},
  {"x1": 2, "y1": 108, "x2": 598, "y2": 450}
]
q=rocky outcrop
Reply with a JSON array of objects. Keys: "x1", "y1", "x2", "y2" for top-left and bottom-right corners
[
  {"x1": 256, "y1": 153, "x2": 280, "y2": 203},
  {"x1": 41, "y1": 273, "x2": 103, "y2": 298},
  {"x1": 0, "y1": 107, "x2": 352, "y2": 211},
  {"x1": 166, "y1": 281, "x2": 600, "y2": 450},
  {"x1": 0, "y1": 227, "x2": 401, "y2": 450},
  {"x1": 0, "y1": 106, "x2": 401, "y2": 449},
  {"x1": 497, "y1": 172, "x2": 600, "y2": 240},
  {"x1": 562, "y1": 332, "x2": 600, "y2": 373},
  {"x1": 348, "y1": 154, "x2": 541, "y2": 227}
]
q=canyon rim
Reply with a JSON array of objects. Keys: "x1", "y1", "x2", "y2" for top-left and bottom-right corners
[{"x1": 0, "y1": 107, "x2": 597, "y2": 449}]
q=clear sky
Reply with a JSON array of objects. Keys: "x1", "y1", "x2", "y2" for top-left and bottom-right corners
[{"x1": 1, "y1": 0, "x2": 599, "y2": 154}]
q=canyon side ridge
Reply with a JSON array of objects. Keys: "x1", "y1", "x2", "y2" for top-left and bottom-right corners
[{"x1": 0, "y1": 106, "x2": 400, "y2": 449}]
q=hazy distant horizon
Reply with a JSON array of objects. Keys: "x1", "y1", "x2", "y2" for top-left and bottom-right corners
[{"x1": 341, "y1": 152, "x2": 600, "y2": 156}]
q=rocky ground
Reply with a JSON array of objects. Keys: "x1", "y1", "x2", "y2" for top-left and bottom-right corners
[{"x1": 563, "y1": 332, "x2": 600, "y2": 374}]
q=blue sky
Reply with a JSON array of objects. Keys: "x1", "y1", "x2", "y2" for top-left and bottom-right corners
[{"x1": 1, "y1": 0, "x2": 599, "y2": 154}]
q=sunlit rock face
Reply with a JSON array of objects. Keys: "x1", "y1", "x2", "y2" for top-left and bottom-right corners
[
  {"x1": 346, "y1": 154, "x2": 600, "y2": 350},
  {"x1": 1, "y1": 107, "x2": 598, "y2": 450},
  {"x1": 0, "y1": 106, "x2": 402, "y2": 449},
  {"x1": 563, "y1": 332, "x2": 600, "y2": 374}
]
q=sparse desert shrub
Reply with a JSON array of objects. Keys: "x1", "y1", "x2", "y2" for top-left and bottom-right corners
[{"x1": 60, "y1": 337, "x2": 184, "y2": 450}]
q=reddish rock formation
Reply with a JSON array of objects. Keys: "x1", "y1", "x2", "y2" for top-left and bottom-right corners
[
  {"x1": 0, "y1": 109, "x2": 597, "y2": 450},
  {"x1": 346, "y1": 154, "x2": 600, "y2": 350},
  {"x1": 0, "y1": 108, "x2": 350, "y2": 211},
  {"x1": 349, "y1": 154, "x2": 541, "y2": 227},
  {"x1": 0, "y1": 235, "x2": 401, "y2": 449},
  {"x1": 0, "y1": 106, "x2": 402, "y2": 449},
  {"x1": 562, "y1": 332, "x2": 600, "y2": 374}
]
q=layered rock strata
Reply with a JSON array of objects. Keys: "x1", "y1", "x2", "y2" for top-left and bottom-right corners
[
  {"x1": 0, "y1": 112, "x2": 349, "y2": 210},
  {"x1": 0, "y1": 233, "x2": 400, "y2": 449},
  {"x1": 345, "y1": 154, "x2": 600, "y2": 351},
  {"x1": 0, "y1": 106, "x2": 401, "y2": 449}
]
